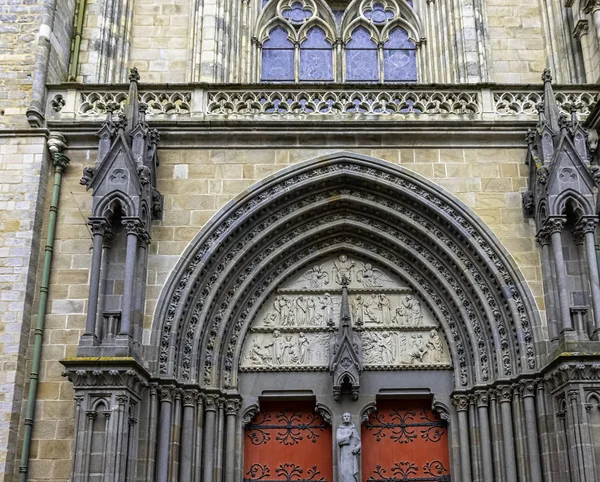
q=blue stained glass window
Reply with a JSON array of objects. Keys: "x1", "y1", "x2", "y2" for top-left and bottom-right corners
[
  {"x1": 345, "y1": 27, "x2": 378, "y2": 82},
  {"x1": 383, "y1": 27, "x2": 417, "y2": 81},
  {"x1": 300, "y1": 27, "x2": 333, "y2": 81},
  {"x1": 262, "y1": 27, "x2": 295, "y2": 81}
]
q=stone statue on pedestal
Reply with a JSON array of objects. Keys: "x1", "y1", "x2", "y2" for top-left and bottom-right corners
[{"x1": 336, "y1": 413, "x2": 361, "y2": 482}]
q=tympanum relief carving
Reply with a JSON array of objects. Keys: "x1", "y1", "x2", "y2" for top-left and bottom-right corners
[{"x1": 240, "y1": 254, "x2": 451, "y2": 371}]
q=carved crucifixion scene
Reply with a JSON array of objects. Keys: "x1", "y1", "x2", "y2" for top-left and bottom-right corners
[{"x1": 240, "y1": 254, "x2": 451, "y2": 371}]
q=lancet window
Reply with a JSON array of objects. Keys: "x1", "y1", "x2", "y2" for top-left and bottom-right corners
[{"x1": 256, "y1": 0, "x2": 420, "y2": 83}]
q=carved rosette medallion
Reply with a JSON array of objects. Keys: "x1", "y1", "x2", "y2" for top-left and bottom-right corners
[{"x1": 240, "y1": 254, "x2": 451, "y2": 372}]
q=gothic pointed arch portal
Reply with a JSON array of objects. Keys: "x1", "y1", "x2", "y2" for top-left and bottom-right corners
[
  {"x1": 152, "y1": 152, "x2": 540, "y2": 391},
  {"x1": 149, "y1": 152, "x2": 544, "y2": 482}
]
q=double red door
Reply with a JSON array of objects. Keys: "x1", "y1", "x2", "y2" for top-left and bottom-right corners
[{"x1": 244, "y1": 399, "x2": 450, "y2": 481}]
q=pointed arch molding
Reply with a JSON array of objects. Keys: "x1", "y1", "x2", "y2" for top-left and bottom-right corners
[{"x1": 151, "y1": 153, "x2": 540, "y2": 389}]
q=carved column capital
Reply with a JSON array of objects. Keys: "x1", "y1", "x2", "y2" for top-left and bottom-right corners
[
  {"x1": 158, "y1": 384, "x2": 176, "y2": 403},
  {"x1": 116, "y1": 394, "x2": 129, "y2": 406},
  {"x1": 122, "y1": 218, "x2": 144, "y2": 236},
  {"x1": 576, "y1": 216, "x2": 598, "y2": 234},
  {"x1": 182, "y1": 389, "x2": 199, "y2": 407},
  {"x1": 88, "y1": 218, "x2": 109, "y2": 236},
  {"x1": 496, "y1": 385, "x2": 513, "y2": 403},
  {"x1": 86, "y1": 410, "x2": 98, "y2": 420},
  {"x1": 452, "y1": 394, "x2": 469, "y2": 412},
  {"x1": 567, "y1": 389, "x2": 580, "y2": 403},
  {"x1": 519, "y1": 379, "x2": 537, "y2": 398},
  {"x1": 545, "y1": 217, "x2": 567, "y2": 234},
  {"x1": 149, "y1": 383, "x2": 158, "y2": 396},
  {"x1": 225, "y1": 399, "x2": 241, "y2": 416},
  {"x1": 535, "y1": 227, "x2": 550, "y2": 246},
  {"x1": 474, "y1": 390, "x2": 490, "y2": 407},
  {"x1": 202, "y1": 393, "x2": 220, "y2": 412}
]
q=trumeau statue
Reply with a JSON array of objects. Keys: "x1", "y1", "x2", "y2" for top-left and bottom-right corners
[
  {"x1": 239, "y1": 254, "x2": 451, "y2": 371},
  {"x1": 336, "y1": 413, "x2": 361, "y2": 482}
]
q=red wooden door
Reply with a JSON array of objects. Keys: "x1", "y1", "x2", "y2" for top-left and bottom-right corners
[
  {"x1": 244, "y1": 401, "x2": 333, "y2": 481},
  {"x1": 362, "y1": 400, "x2": 451, "y2": 481}
]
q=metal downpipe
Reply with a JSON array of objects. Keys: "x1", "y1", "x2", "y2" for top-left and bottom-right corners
[{"x1": 18, "y1": 135, "x2": 70, "y2": 481}]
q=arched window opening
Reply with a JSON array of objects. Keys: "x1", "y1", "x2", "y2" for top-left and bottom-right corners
[
  {"x1": 345, "y1": 26, "x2": 378, "y2": 82},
  {"x1": 261, "y1": 27, "x2": 295, "y2": 81},
  {"x1": 300, "y1": 26, "x2": 333, "y2": 81},
  {"x1": 383, "y1": 27, "x2": 417, "y2": 82}
]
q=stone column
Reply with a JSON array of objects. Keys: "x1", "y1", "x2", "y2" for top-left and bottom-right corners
[
  {"x1": 215, "y1": 398, "x2": 225, "y2": 481},
  {"x1": 132, "y1": 230, "x2": 149, "y2": 345},
  {"x1": 85, "y1": 219, "x2": 108, "y2": 337},
  {"x1": 194, "y1": 395, "x2": 205, "y2": 482},
  {"x1": 113, "y1": 394, "x2": 129, "y2": 479},
  {"x1": 120, "y1": 218, "x2": 141, "y2": 336},
  {"x1": 224, "y1": 399, "x2": 241, "y2": 481},
  {"x1": 537, "y1": 227, "x2": 559, "y2": 340},
  {"x1": 566, "y1": 389, "x2": 598, "y2": 482},
  {"x1": 95, "y1": 229, "x2": 113, "y2": 340},
  {"x1": 511, "y1": 384, "x2": 528, "y2": 482},
  {"x1": 475, "y1": 390, "x2": 494, "y2": 482},
  {"x1": 535, "y1": 380, "x2": 555, "y2": 482},
  {"x1": 169, "y1": 389, "x2": 182, "y2": 482},
  {"x1": 468, "y1": 395, "x2": 482, "y2": 482},
  {"x1": 202, "y1": 394, "x2": 218, "y2": 482},
  {"x1": 452, "y1": 395, "x2": 472, "y2": 482},
  {"x1": 180, "y1": 390, "x2": 198, "y2": 482},
  {"x1": 520, "y1": 380, "x2": 543, "y2": 482},
  {"x1": 578, "y1": 217, "x2": 600, "y2": 338},
  {"x1": 547, "y1": 217, "x2": 574, "y2": 333},
  {"x1": 488, "y1": 389, "x2": 505, "y2": 482},
  {"x1": 145, "y1": 384, "x2": 158, "y2": 482},
  {"x1": 498, "y1": 386, "x2": 518, "y2": 482},
  {"x1": 156, "y1": 386, "x2": 174, "y2": 482}
]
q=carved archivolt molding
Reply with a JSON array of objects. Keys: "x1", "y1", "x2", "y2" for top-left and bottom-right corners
[{"x1": 151, "y1": 153, "x2": 540, "y2": 389}]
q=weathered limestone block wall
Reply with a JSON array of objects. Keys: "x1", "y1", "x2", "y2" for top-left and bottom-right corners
[
  {"x1": 24, "y1": 145, "x2": 543, "y2": 480},
  {"x1": 485, "y1": 0, "x2": 546, "y2": 83},
  {"x1": 0, "y1": 135, "x2": 50, "y2": 480}
]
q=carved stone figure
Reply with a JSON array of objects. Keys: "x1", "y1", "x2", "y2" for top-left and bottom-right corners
[
  {"x1": 273, "y1": 330, "x2": 285, "y2": 365},
  {"x1": 306, "y1": 297, "x2": 317, "y2": 324},
  {"x1": 378, "y1": 332, "x2": 395, "y2": 364},
  {"x1": 376, "y1": 294, "x2": 391, "y2": 325},
  {"x1": 262, "y1": 312, "x2": 277, "y2": 327},
  {"x1": 249, "y1": 338, "x2": 272, "y2": 366},
  {"x1": 407, "y1": 333, "x2": 426, "y2": 363},
  {"x1": 298, "y1": 332, "x2": 309, "y2": 364},
  {"x1": 425, "y1": 329, "x2": 443, "y2": 363},
  {"x1": 333, "y1": 254, "x2": 355, "y2": 284},
  {"x1": 284, "y1": 335, "x2": 299, "y2": 364},
  {"x1": 319, "y1": 293, "x2": 334, "y2": 324},
  {"x1": 295, "y1": 296, "x2": 308, "y2": 326},
  {"x1": 403, "y1": 296, "x2": 423, "y2": 326},
  {"x1": 336, "y1": 413, "x2": 361, "y2": 482},
  {"x1": 356, "y1": 262, "x2": 389, "y2": 287},
  {"x1": 302, "y1": 265, "x2": 330, "y2": 288}
]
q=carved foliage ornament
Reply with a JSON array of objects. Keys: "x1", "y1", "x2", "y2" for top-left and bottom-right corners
[{"x1": 156, "y1": 160, "x2": 537, "y2": 388}]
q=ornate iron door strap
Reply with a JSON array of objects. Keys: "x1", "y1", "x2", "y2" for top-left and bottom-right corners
[
  {"x1": 246, "y1": 410, "x2": 329, "y2": 445},
  {"x1": 367, "y1": 461, "x2": 450, "y2": 481},
  {"x1": 364, "y1": 409, "x2": 446, "y2": 443},
  {"x1": 244, "y1": 463, "x2": 327, "y2": 481}
]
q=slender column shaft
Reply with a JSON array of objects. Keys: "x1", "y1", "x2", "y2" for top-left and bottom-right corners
[
  {"x1": 512, "y1": 387, "x2": 528, "y2": 482},
  {"x1": 146, "y1": 385, "x2": 158, "y2": 482},
  {"x1": 489, "y1": 391, "x2": 505, "y2": 482},
  {"x1": 156, "y1": 386, "x2": 174, "y2": 482},
  {"x1": 224, "y1": 400, "x2": 240, "y2": 481},
  {"x1": 202, "y1": 395, "x2": 218, "y2": 482},
  {"x1": 169, "y1": 391, "x2": 182, "y2": 482},
  {"x1": 452, "y1": 396, "x2": 472, "y2": 482},
  {"x1": 548, "y1": 219, "x2": 573, "y2": 332},
  {"x1": 538, "y1": 230, "x2": 558, "y2": 340},
  {"x1": 193, "y1": 398, "x2": 204, "y2": 482},
  {"x1": 132, "y1": 234, "x2": 148, "y2": 345},
  {"x1": 96, "y1": 235, "x2": 112, "y2": 339},
  {"x1": 498, "y1": 386, "x2": 518, "y2": 482},
  {"x1": 593, "y1": 10, "x2": 600, "y2": 54},
  {"x1": 121, "y1": 220, "x2": 140, "y2": 335},
  {"x1": 535, "y1": 381, "x2": 554, "y2": 482},
  {"x1": 86, "y1": 221, "x2": 107, "y2": 335},
  {"x1": 475, "y1": 391, "x2": 494, "y2": 482},
  {"x1": 521, "y1": 382, "x2": 543, "y2": 482},
  {"x1": 180, "y1": 391, "x2": 198, "y2": 482},
  {"x1": 215, "y1": 400, "x2": 225, "y2": 481},
  {"x1": 583, "y1": 227, "x2": 600, "y2": 336},
  {"x1": 468, "y1": 396, "x2": 482, "y2": 482}
]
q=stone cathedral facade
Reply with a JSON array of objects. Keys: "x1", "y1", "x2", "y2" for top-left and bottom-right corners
[{"x1": 5, "y1": 0, "x2": 600, "y2": 481}]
